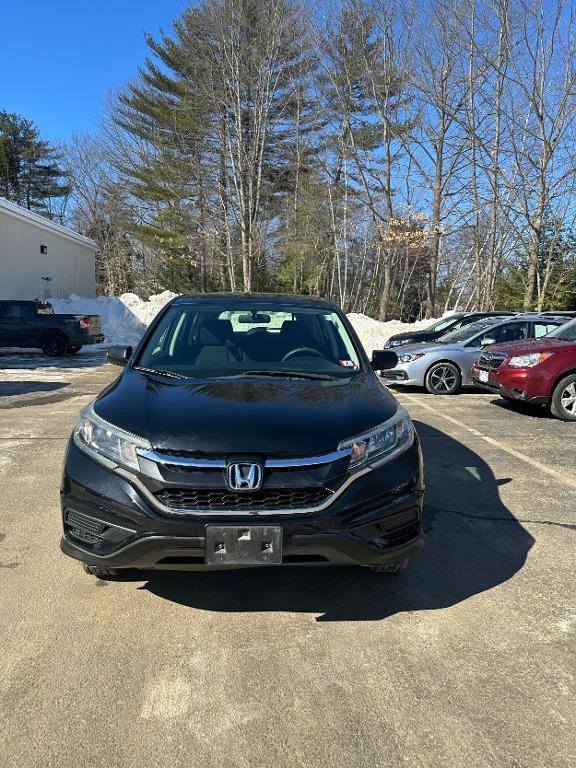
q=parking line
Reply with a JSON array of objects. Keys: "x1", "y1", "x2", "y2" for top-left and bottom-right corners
[{"x1": 400, "y1": 393, "x2": 576, "y2": 491}]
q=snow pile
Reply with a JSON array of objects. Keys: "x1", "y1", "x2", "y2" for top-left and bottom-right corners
[
  {"x1": 51, "y1": 291, "x2": 177, "y2": 346},
  {"x1": 50, "y1": 292, "x2": 446, "y2": 352},
  {"x1": 348, "y1": 312, "x2": 442, "y2": 355}
]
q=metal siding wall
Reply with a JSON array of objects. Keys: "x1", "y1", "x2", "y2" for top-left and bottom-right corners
[{"x1": 0, "y1": 210, "x2": 96, "y2": 299}]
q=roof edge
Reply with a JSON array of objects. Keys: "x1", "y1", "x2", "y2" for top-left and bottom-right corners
[
  {"x1": 173, "y1": 292, "x2": 338, "y2": 306},
  {"x1": 0, "y1": 197, "x2": 97, "y2": 250}
]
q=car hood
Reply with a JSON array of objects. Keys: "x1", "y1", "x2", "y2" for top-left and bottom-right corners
[
  {"x1": 93, "y1": 369, "x2": 399, "y2": 455},
  {"x1": 486, "y1": 338, "x2": 576, "y2": 356},
  {"x1": 387, "y1": 331, "x2": 437, "y2": 345}
]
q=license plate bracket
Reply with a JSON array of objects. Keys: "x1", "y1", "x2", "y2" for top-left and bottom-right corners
[{"x1": 205, "y1": 525, "x2": 283, "y2": 565}]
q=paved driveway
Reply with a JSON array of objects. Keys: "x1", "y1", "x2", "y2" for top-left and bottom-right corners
[{"x1": 0, "y1": 357, "x2": 574, "y2": 767}]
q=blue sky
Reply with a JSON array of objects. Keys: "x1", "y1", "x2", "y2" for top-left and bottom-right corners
[{"x1": 1, "y1": 0, "x2": 190, "y2": 143}]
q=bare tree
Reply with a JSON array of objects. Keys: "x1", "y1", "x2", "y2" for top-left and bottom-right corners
[
  {"x1": 404, "y1": 0, "x2": 470, "y2": 317},
  {"x1": 500, "y1": 0, "x2": 576, "y2": 309}
]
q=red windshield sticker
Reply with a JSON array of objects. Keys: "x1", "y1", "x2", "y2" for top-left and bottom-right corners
[{"x1": 339, "y1": 359, "x2": 357, "y2": 368}]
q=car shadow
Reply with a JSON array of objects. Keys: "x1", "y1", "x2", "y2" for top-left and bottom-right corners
[
  {"x1": 0, "y1": 381, "x2": 68, "y2": 397},
  {"x1": 491, "y1": 397, "x2": 552, "y2": 419},
  {"x1": 388, "y1": 383, "x2": 494, "y2": 396},
  {"x1": 0, "y1": 348, "x2": 109, "y2": 370},
  {"x1": 124, "y1": 420, "x2": 534, "y2": 622}
]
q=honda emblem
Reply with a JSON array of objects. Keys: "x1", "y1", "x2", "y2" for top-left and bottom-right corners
[{"x1": 226, "y1": 462, "x2": 263, "y2": 492}]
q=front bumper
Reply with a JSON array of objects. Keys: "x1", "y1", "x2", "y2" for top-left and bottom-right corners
[
  {"x1": 381, "y1": 361, "x2": 426, "y2": 387},
  {"x1": 472, "y1": 366, "x2": 550, "y2": 405},
  {"x1": 60, "y1": 438, "x2": 424, "y2": 570}
]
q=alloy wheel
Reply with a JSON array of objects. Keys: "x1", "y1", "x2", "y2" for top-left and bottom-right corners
[
  {"x1": 560, "y1": 382, "x2": 576, "y2": 415},
  {"x1": 429, "y1": 365, "x2": 458, "y2": 394}
]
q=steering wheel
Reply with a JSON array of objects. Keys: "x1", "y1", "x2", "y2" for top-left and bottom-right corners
[{"x1": 281, "y1": 347, "x2": 324, "y2": 362}]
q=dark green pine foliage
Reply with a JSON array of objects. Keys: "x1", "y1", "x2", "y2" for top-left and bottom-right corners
[
  {"x1": 0, "y1": 111, "x2": 70, "y2": 216},
  {"x1": 494, "y1": 211, "x2": 576, "y2": 310},
  {"x1": 113, "y1": 11, "x2": 214, "y2": 293},
  {"x1": 113, "y1": 0, "x2": 317, "y2": 293},
  {"x1": 535, "y1": 215, "x2": 576, "y2": 310}
]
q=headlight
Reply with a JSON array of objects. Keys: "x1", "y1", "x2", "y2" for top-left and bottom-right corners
[
  {"x1": 386, "y1": 339, "x2": 404, "y2": 347},
  {"x1": 398, "y1": 352, "x2": 425, "y2": 363},
  {"x1": 507, "y1": 352, "x2": 554, "y2": 368},
  {"x1": 74, "y1": 404, "x2": 151, "y2": 470},
  {"x1": 338, "y1": 407, "x2": 415, "y2": 470}
]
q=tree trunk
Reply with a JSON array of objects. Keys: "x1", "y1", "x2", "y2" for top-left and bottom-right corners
[
  {"x1": 523, "y1": 198, "x2": 544, "y2": 310},
  {"x1": 484, "y1": 1, "x2": 508, "y2": 309}
]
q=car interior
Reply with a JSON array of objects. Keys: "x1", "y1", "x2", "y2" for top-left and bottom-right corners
[{"x1": 142, "y1": 309, "x2": 361, "y2": 373}]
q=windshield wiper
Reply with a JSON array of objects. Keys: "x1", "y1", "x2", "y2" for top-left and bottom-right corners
[
  {"x1": 241, "y1": 370, "x2": 336, "y2": 381},
  {"x1": 133, "y1": 366, "x2": 188, "y2": 380}
]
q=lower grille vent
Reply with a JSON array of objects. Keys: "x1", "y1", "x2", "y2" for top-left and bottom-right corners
[
  {"x1": 65, "y1": 510, "x2": 106, "y2": 542},
  {"x1": 155, "y1": 487, "x2": 330, "y2": 511},
  {"x1": 371, "y1": 507, "x2": 421, "y2": 547}
]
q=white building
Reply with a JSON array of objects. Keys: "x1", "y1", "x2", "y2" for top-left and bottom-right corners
[{"x1": 0, "y1": 198, "x2": 97, "y2": 300}]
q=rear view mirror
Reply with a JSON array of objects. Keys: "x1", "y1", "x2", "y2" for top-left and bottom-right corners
[
  {"x1": 238, "y1": 313, "x2": 271, "y2": 323},
  {"x1": 480, "y1": 338, "x2": 496, "y2": 347},
  {"x1": 371, "y1": 350, "x2": 398, "y2": 371},
  {"x1": 107, "y1": 345, "x2": 133, "y2": 367}
]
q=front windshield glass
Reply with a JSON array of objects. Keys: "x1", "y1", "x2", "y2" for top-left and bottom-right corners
[
  {"x1": 545, "y1": 318, "x2": 576, "y2": 340},
  {"x1": 136, "y1": 303, "x2": 363, "y2": 379},
  {"x1": 426, "y1": 315, "x2": 461, "y2": 332},
  {"x1": 437, "y1": 319, "x2": 500, "y2": 344}
]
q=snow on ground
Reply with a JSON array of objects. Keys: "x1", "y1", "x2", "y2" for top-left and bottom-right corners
[{"x1": 50, "y1": 293, "x2": 445, "y2": 355}]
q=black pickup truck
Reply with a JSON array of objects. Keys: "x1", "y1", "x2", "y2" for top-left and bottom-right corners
[{"x1": 0, "y1": 300, "x2": 104, "y2": 356}]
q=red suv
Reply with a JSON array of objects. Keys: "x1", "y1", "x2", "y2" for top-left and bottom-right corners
[{"x1": 472, "y1": 317, "x2": 576, "y2": 420}]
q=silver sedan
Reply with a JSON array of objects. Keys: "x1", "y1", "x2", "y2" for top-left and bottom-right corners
[{"x1": 380, "y1": 315, "x2": 566, "y2": 394}]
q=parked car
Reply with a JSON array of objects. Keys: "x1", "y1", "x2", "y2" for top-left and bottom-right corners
[
  {"x1": 0, "y1": 300, "x2": 104, "y2": 356},
  {"x1": 381, "y1": 314, "x2": 567, "y2": 395},
  {"x1": 472, "y1": 316, "x2": 576, "y2": 420},
  {"x1": 384, "y1": 311, "x2": 514, "y2": 349},
  {"x1": 60, "y1": 294, "x2": 424, "y2": 577}
]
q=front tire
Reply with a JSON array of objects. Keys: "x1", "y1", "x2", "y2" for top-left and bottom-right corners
[
  {"x1": 425, "y1": 362, "x2": 462, "y2": 395},
  {"x1": 82, "y1": 563, "x2": 122, "y2": 578},
  {"x1": 370, "y1": 558, "x2": 409, "y2": 573},
  {"x1": 41, "y1": 331, "x2": 68, "y2": 357},
  {"x1": 550, "y1": 374, "x2": 576, "y2": 421}
]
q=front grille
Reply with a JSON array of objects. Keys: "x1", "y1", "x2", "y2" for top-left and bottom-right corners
[
  {"x1": 478, "y1": 351, "x2": 507, "y2": 370},
  {"x1": 155, "y1": 486, "x2": 331, "y2": 511}
]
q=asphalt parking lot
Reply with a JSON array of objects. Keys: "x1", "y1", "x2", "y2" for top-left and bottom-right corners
[{"x1": 0, "y1": 353, "x2": 574, "y2": 768}]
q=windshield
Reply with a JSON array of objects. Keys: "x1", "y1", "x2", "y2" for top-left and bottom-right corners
[
  {"x1": 437, "y1": 319, "x2": 500, "y2": 344},
  {"x1": 426, "y1": 315, "x2": 461, "y2": 332},
  {"x1": 545, "y1": 317, "x2": 576, "y2": 340},
  {"x1": 135, "y1": 303, "x2": 363, "y2": 379}
]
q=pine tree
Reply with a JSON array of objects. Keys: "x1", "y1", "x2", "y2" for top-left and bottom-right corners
[
  {"x1": 111, "y1": 0, "x2": 317, "y2": 293},
  {"x1": 0, "y1": 111, "x2": 70, "y2": 216}
]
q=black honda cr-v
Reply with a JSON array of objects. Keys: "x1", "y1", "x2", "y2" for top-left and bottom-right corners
[{"x1": 60, "y1": 294, "x2": 424, "y2": 576}]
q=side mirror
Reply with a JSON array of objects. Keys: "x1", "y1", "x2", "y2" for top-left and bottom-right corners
[
  {"x1": 480, "y1": 338, "x2": 496, "y2": 348},
  {"x1": 371, "y1": 350, "x2": 398, "y2": 371},
  {"x1": 107, "y1": 345, "x2": 133, "y2": 367}
]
